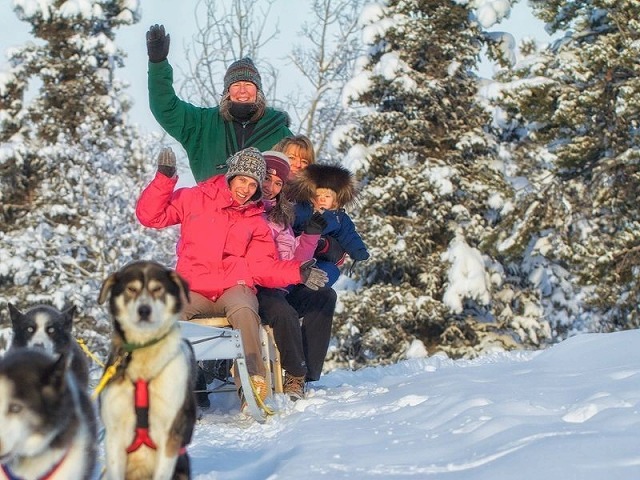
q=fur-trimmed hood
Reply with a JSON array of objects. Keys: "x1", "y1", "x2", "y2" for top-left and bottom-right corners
[
  {"x1": 264, "y1": 195, "x2": 295, "y2": 228},
  {"x1": 288, "y1": 164, "x2": 358, "y2": 208}
]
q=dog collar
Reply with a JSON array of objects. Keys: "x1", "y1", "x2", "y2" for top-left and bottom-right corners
[
  {"x1": 122, "y1": 324, "x2": 177, "y2": 353},
  {"x1": 1, "y1": 447, "x2": 70, "y2": 480}
]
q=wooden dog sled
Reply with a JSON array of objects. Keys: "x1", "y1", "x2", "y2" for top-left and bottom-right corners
[{"x1": 178, "y1": 317, "x2": 283, "y2": 423}]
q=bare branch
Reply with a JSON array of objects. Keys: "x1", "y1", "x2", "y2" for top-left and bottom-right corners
[
  {"x1": 178, "y1": 0, "x2": 281, "y2": 105},
  {"x1": 284, "y1": 0, "x2": 366, "y2": 160}
]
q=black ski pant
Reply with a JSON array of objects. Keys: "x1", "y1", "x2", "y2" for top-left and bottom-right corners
[{"x1": 257, "y1": 284, "x2": 337, "y2": 381}]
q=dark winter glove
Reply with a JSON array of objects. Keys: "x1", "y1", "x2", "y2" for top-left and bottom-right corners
[
  {"x1": 157, "y1": 147, "x2": 176, "y2": 178},
  {"x1": 146, "y1": 24, "x2": 170, "y2": 63},
  {"x1": 315, "y1": 236, "x2": 347, "y2": 265},
  {"x1": 299, "y1": 259, "x2": 328, "y2": 290},
  {"x1": 304, "y1": 211, "x2": 328, "y2": 235}
]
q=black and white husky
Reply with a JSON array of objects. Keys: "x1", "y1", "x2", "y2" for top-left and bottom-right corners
[
  {"x1": 0, "y1": 348, "x2": 97, "y2": 479},
  {"x1": 7, "y1": 303, "x2": 90, "y2": 388},
  {"x1": 98, "y1": 260, "x2": 197, "y2": 480}
]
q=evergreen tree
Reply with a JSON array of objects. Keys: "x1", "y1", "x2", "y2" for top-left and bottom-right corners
[
  {"x1": 330, "y1": 0, "x2": 548, "y2": 366},
  {"x1": 0, "y1": 1, "x2": 174, "y2": 355},
  {"x1": 492, "y1": 0, "x2": 640, "y2": 335}
]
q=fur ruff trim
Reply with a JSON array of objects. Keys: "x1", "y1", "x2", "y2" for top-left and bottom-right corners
[
  {"x1": 288, "y1": 164, "x2": 358, "y2": 208},
  {"x1": 267, "y1": 194, "x2": 295, "y2": 228}
]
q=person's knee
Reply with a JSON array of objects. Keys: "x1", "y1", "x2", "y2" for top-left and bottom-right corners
[
  {"x1": 259, "y1": 300, "x2": 298, "y2": 324},
  {"x1": 317, "y1": 288, "x2": 337, "y2": 309},
  {"x1": 272, "y1": 313, "x2": 301, "y2": 329},
  {"x1": 227, "y1": 305, "x2": 260, "y2": 328},
  {"x1": 324, "y1": 287, "x2": 337, "y2": 302}
]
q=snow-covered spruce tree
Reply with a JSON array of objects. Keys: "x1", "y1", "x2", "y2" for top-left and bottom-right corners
[
  {"x1": 0, "y1": 1, "x2": 175, "y2": 355},
  {"x1": 490, "y1": 1, "x2": 640, "y2": 337},
  {"x1": 328, "y1": 0, "x2": 549, "y2": 367}
]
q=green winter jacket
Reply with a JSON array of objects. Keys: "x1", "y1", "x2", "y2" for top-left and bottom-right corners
[{"x1": 148, "y1": 60, "x2": 293, "y2": 183}]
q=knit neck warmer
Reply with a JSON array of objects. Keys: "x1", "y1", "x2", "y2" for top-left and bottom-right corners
[{"x1": 229, "y1": 102, "x2": 258, "y2": 122}]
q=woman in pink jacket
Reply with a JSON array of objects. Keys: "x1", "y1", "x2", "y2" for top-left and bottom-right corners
[{"x1": 136, "y1": 147, "x2": 327, "y2": 410}]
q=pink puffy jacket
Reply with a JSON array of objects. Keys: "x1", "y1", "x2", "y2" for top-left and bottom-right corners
[
  {"x1": 262, "y1": 198, "x2": 319, "y2": 261},
  {"x1": 136, "y1": 173, "x2": 303, "y2": 300}
]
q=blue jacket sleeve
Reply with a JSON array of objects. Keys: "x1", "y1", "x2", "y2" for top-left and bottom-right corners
[
  {"x1": 333, "y1": 212, "x2": 369, "y2": 261},
  {"x1": 292, "y1": 202, "x2": 313, "y2": 235}
]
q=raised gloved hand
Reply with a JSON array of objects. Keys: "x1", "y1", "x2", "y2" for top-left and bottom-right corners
[
  {"x1": 304, "y1": 211, "x2": 328, "y2": 235},
  {"x1": 157, "y1": 147, "x2": 176, "y2": 178},
  {"x1": 146, "y1": 24, "x2": 170, "y2": 63},
  {"x1": 299, "y1": 259, "x2": 328, "y2": 290}
]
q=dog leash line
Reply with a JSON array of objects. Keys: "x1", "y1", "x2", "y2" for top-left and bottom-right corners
[
  {"x1": 76, "y1": 338, "x2": 105, "y2": 368},
  {"x1": 92, "y1": 356, "x2": 124, "y2": 400}
]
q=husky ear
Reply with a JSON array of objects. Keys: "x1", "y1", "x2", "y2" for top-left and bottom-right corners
[
  {"x1": 7, "y1": 303, "x2": 23, "y2": 327},
  {"x1": 170, "y1": 271, "x2": 190, "y2": 303},
  {"x1": 61, "y1": 305, "x2": 77, "y2": 331},
  {"x1": 98, "y1": 273, "x2": 118, "y2": 305}
]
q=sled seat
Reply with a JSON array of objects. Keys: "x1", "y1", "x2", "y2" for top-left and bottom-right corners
[{"x1": 181, "y1": 316, "x2": 283, "y2": 395}]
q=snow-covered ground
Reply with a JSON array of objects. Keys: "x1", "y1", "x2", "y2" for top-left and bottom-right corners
[{"x1": 186, "y1": 329, "x2": 640, "y2": 479}]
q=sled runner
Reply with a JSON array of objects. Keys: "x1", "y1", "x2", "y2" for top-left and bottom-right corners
[{"x1": 178, "y1": 318, "x2": 283, "y2": 423}]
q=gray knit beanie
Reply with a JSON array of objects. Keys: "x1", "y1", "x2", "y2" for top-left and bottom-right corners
[
  {"x1": 225, "y1": 147, "x2": 266, "y2": 201},
  {"x1": 223, "y1": 57, "x2": 262, "y2": 93}
]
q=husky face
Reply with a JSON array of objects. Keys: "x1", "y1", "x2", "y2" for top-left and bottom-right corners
[
  {"x1": 98, "y1": 260, "x2": 189, "y2": 345},
  {"x1": 0, "y1": 350, "x2": 69, "y2": 461},
  {"x1": 8, "y1": 304, "x2": 76, "y2": 356},
  {"x1": 7, "y1": 304, "x2": 90, "y2": 389}
]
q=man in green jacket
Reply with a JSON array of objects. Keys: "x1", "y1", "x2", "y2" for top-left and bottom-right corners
[{"x1": 146, "y1": 24, "x2": 293, "y2": 183}]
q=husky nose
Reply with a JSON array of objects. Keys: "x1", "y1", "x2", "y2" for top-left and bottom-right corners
[
  {"x1": 33, "y1": 342, "x2": 45, "y2": 349},
  {"x1": 138, "y1": 305, "x2": 152, "y2": 321}
]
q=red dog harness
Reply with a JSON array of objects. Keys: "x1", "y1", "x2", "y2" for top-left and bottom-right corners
[
  {"x1": 126, "y1": 379, "x2": 187, "y2": 455},
  {"x1": 126, "y1": 379, "x2": 158, "y2": 453}
]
